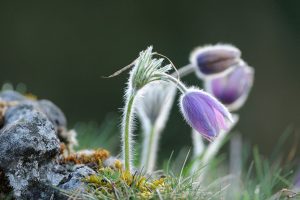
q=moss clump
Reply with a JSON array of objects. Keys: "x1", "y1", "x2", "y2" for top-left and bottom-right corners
[
  {"x1": 84, "y1": 161, "x2": 171, "y2": 200},
  {"x1": 59, "y1": 149, "x2": 110, "y2": 166},
  {"x1": 59, "y1": 148, "x2": 173, "y2": 199}
]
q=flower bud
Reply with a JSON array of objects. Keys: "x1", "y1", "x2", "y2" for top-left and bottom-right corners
[
  {"x1": 204, "y1": 63, "x2": 254, "y2": 111},
  {"x1": 137, "y1": 81, "x2": 176, "y2": 129},
  {"x1": 129, "y1": 46, "x2": 172, "y2": 92},
  {"x1": 180, "y1": 88, "x2": 233, "y2": 141},
  {"x1": 190, "y1": 44, "x2": 241, "y2": 77},
  {"x1": 136, "y1": 81, "x2": 176, "y2": 172}
]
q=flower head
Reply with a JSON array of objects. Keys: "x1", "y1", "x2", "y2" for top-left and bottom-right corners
[
  {"x1": 205, "y1": 62, "x2": 254, "y2": 111},
  {"x1": 190, "y1": 44, "x2": 241, "y2": 78},
  {"x1": 128, "y1": 46, "x2": 172, "y2": 93},
  {"x1": 180, "y1": 89, "x2": 233, "y2": 141}
]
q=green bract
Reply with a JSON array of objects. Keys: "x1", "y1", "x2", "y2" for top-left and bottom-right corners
[{"x1": 129, "y1": 46, "x2": 172, "y2": 92}]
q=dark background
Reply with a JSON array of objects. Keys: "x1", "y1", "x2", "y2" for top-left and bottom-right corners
[{"x1": 0, "y1": 0, "x2": 299, "y2": 157}]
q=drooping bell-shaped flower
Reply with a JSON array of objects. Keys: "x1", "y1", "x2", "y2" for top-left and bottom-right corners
[
  {"x1": 190, "y1": 44, "x2": 241, "y2": 78},
  {"x1": 204, "y1": 62, "x2": 254, "y2": 111},
  {"x1": 180, "y1": 88, "x2": 233, "y2": 141}
]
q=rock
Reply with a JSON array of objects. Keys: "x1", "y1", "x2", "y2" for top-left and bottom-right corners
[
  {"x1": 0, "y1": 90, "x2": 76, "y2": 151},
  {"x1": 35, "y1": 100, "x2": 78, "y2": 151},
  {"x1": 0, "y1": 102, "x2": 62, "y2": 199},
  {"x1": 0, "y1": 90, "x2": 26, "y2": 101},
  {"x1": 58, "y1": 165, "x2": 96, "y2": 191},
  {"x1": 0, "y1": 169, "x2": 12, "y2": 198},
  {"x1": 0, "y1": 90, "x2": 67, "y2": 131},
  {"x1": 46, "y1": 164, "x2": 69, "y2": 186},
  {"x1": 0, "y1": 91, "x2": 94, "y2": 199},
  {"x1": 5, "y1": 161, "x2": 62, "y2": 199},
  {"x1": 37, "y1": 99, "x2": 67, "y2": 130},
  {"x1": 0, "y1": 104, "x2": 60, "y2": 169}
]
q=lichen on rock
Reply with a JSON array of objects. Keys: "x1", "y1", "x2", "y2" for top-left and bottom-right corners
[{"x1": 0, "y1": 90, "x2": 99, "y2": 199}]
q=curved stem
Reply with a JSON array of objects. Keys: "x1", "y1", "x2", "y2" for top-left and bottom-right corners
[
  {"x1": 123, "y1": 92, "x2": 136, "y2": 171},
  {"x1": 197, "y1": 115, "x2": 239, "y2": 180},
  {"x1": 172, "y1": 64, "x2": 195, "y2": 78},
  {"x1": 161, "y1": 73, "x2": 188, "y2": 93},
  {"x1": 190, "y1": 129, "x2": 205, "y2": 174}
]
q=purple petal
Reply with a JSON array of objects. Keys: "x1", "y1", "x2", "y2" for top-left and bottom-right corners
[
  {"x1": 205, "y1": 64, "x2": 254, "y2": 111},
  {"x1": 180, "y1": 89, "x2": 233, "y2": 140},
  {"x1": 190, "y1": 44, "x2": 241, "y2": 76}
]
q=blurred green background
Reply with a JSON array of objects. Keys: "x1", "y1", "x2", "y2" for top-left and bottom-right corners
[{"x1": 0, "y1": 0, "x2": 299, "y2": 157}]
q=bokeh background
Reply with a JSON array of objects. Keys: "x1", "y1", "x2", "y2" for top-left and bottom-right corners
[{"x1": 0, "y1": 0, "x2": 299, "y2": 158}]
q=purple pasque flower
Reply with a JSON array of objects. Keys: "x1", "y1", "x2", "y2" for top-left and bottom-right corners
[
  {"x1": 204, "y1": 62, "x2": 254, "y2": 111},
  {"x1": 180, "y1": 88, "x2": 233, "y2": 141},
  {"x1": 190, "y1": 44, "x2": 241, "y2": 78}
]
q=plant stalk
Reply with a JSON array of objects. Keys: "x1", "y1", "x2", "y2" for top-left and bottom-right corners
[
  {"x1": 142, "y1": 126, "x2": 156, "y2": 173},
  {"x1": 162, "y1": 73, "x2": 188, "y2": 93},
  {"x1": 123, "y1": 92, "x2": 136, "y2": 171}
]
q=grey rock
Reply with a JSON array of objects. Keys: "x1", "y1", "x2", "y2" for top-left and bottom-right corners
[
  {"x1": 47, "y1": 164, "x2": 69, "y2": 186},
  {"x1": 6, "y1": 161, "x2": 62, "y2": 199},
  {"x1": 37, "y1": 99, "x2": 67, "y2": 129},
  {"x1": 0, "y1": 92, "x2": 92, "y2": 199},
  {"x1": 0, "y1": 106, "x2": 60, "y2": 169},
  {"x1": 0, "y1": 102, "x2": 62, "y2": 199},
  {"x1": 58, "y1": 165, "x2": 95, "y2": 191},
  {"x1": 4, "y1": 101, "x2": 36, "y2": 125}
]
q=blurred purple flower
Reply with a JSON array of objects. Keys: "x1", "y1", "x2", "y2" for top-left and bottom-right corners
[
  {"x1": 190, "y1": 44, "x2": 241, "y2": 77},
  {"x1": 205, "y1": 63, "x2": 254, "y2": 111},
  {"x1": 180, "y1": 89, "x2": 233, "y2": 141}
]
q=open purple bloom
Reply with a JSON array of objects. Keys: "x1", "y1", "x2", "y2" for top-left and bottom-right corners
[
  {"x1": 205, "y1": 63, "x2": 254, "y2": 111},
  {"x1": 180, "y1": 89, "x2": 233, "y2": 141},
  {"x1": 190, "y1": 44, "x2": 241, "y2": 78}
]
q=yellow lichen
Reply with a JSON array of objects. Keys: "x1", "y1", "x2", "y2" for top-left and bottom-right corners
[
  {"x1": 24, "y1": 93, "x2": 37, "y2": 100},
  {"x1": 0, "y1": 100, "x2": 20, "y2": 126},
  {"x1": 60, "y1": 149, "x2": 110, "y2": 165},
  {"x1": 114, "y1": 159, "x2": 123, "y2": 170}
]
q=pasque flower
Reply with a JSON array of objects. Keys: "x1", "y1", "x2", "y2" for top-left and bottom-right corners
[
  {"x1": 190, "y1": 44, "x2": 241, "y2": 78},
  {"x1": 118, "y1": 46, "x2": 234, "y2": 172},
  {"x1": 204, "y1": 62, "x2": 254, "y2": 111},
  {"x1": 180, "y1": 88, "x2": 233, "y2": 141}
]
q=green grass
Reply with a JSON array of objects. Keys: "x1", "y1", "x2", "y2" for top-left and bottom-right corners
[
  {"x1": 74, "y1": 114, "x2": 120, "y2": 154},
  {"x1": 68, "y1": 120, "x2": 299, "y2": 200}
]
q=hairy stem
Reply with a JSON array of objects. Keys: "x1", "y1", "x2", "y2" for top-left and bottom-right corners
[
  {"x1": 190, "y1": 129, "x2": 205, "y2": 173},
  {"x1": 142, "y1": 125, "x2": 157, "y2": 173},
  {"x1": 172, "y1": 64, "x2": 195, "y2": 78},
  {"x1": 123, "y1": 92, "x2": 136, "y2": 171},
  {"x1": 197, "y1": 115, "x2": 239, "y2": 179},
  {"x1": 161, "y1": 73, "x2": 188, "y2": 93}
]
